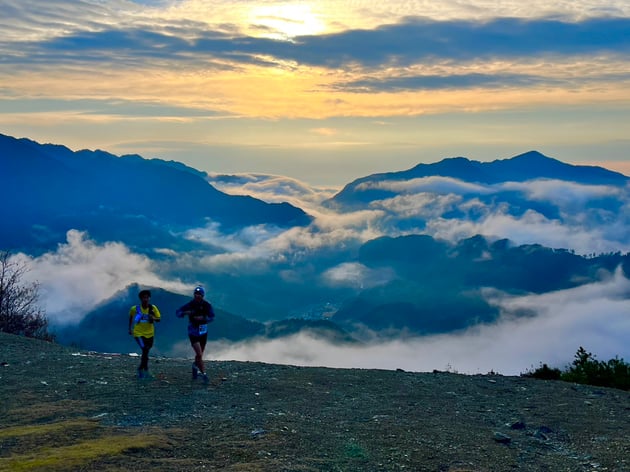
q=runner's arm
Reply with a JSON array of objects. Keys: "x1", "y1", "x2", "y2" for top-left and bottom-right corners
[
  {"x1": 151, "y1": 306, "x2": 162, "y2": 323},
  {"x1": 128, "y1": 308, "x2": 134, "y2": 334},
  {"x1": 176, "y1": 305, "x2": 192, "y2": 318}
]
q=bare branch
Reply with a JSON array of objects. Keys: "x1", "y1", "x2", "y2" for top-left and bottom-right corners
[{"x1": 0, "y1": 251, "x2": 53, "y2": 341}]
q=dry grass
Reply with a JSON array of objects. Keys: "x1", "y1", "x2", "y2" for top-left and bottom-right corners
[{"x1": 0, "y1": 415, "x2": 167, "y2": 472}]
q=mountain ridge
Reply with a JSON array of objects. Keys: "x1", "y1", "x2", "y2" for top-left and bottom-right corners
[
  {"x1": 0, "y1": 133, "x2": 311, "y2": 253},
  {"x1": 327, "y1": 150, "x2": 629, "y2": 209}
]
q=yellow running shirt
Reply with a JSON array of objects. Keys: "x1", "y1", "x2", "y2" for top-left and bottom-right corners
[{"x1": 129, "y1": 304, "x2": 161, "y2": 338}]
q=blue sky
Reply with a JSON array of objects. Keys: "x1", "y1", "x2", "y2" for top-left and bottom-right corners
[{"x1": 1, "y1": 0, "x2": 630, "y2": 184}]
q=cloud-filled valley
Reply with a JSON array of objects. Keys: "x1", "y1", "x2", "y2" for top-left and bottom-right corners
[
  {"x1": 172, "y1": 269, "x2": 630, "y2": 375},
  {"x1": 18, "y1": 227, "x2": 630, "y2": 375},
  {"x1": 206, "y1": 170, "x2": 630, "y2": 258},
  {"x1": 3, "y1": 137, "x2": 629, "y2": 376}
]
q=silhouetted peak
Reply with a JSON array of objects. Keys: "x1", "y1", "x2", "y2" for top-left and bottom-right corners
[{"x1": 511, "y1": 150, "x2": 549, "y2": 160}]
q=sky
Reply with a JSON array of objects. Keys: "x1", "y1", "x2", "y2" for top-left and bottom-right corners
[{"x1": 1, "y1": 0, "x2": 630, "y2": 185}]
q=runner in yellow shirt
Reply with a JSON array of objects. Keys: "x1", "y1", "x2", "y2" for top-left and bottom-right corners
[{"x1": 128, "y1": 289, "x2": 161, "y2": 379}]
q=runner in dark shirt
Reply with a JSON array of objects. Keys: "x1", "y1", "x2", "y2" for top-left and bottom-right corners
[{"x1": 176, "y1": 286, "x2": 215, "y2": 383}]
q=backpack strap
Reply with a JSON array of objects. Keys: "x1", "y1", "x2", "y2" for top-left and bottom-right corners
[
  {"x1": 137, "y1": 304, "x2": 154, "y2": 315},
  {"x1": 134, "y1": 304, "x2": 154, "y2": 324}
]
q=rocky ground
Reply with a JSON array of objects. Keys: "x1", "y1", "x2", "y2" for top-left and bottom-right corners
[{"x1": 0, "y1": 332, "x2": 629, "y2": 471}]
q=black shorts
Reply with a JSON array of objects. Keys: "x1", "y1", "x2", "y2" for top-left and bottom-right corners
[
  {"x1": 135, "y1": 336, "x2": 154, "y2": 351},
  {"x1": 188, "y1": 333, "x2": 207, "y2": 350}
]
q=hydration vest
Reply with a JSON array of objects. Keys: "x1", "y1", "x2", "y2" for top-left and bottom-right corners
[{"x1": 134, "y1": 304, "x2": 155, "y2": 324}]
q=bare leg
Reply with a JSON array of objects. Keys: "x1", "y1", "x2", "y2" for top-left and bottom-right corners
[
  {"x1": 192, "y1": 342, "x2": 205, "y2": 374},
  {"x1": 135, "y1": 336, "x2": 153, "y2": 375}
]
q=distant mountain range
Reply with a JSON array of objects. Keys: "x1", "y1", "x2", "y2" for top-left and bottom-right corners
[
  {"x1": 333, "y1": 234, "x2": 630, "y2": 334},
  {"x1": 0, "y1": 133, "x2": 311, "y2": 254},
  {"x1": 326, "y1": 151, "x2": 628, "y2": 210},
  {"x1": 2, "y1": 133, "x2": 629, "y2": 351}
]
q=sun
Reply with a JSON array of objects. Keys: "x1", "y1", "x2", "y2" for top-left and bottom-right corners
[{"x1": 248, "y1": 4, "x2": 326, "y2": 39}]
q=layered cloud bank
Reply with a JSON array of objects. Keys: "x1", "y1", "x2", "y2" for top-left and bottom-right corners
[
  {"x1": 209, "y1": 172, "x2": 630, "y2": 256},
  {"x1": 12, "y1": 164, "x2": 630, "y2": 374},
  {"x1": 14, "y1": 230, "x2": 189, "y2": 325},
  {"x1": 204, "y1": 270, "x2": 630, "y2": 375}
]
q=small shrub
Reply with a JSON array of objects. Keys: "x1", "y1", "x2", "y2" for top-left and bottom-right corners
[
  {"x1": 561, "y1": 347, "x2": 630, "y2": 391},
  {"x1": 522, "y1": 363, "x2": 561, "y2": 380},
  {"x1": 523, "y1": 347, "x2": 630, "y2": 391}
]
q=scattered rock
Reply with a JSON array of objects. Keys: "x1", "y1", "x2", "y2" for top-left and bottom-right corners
[
  {"x1": 509, "y1": 421, "x2": 526, "y2": 430},
  {"x1": 533, "y1": 426, "x2": 553, "y2": 440},
  {"x1": 493, "y1": 432, "x2": 512, "y2": 444},
  {"x1": 251, "y1": 428, "x2": 267, "y2": 439}
]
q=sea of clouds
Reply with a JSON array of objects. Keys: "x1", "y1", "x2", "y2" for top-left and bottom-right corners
[{"x1": 13, "y1": 173, "x2": 630, "y2": 375}]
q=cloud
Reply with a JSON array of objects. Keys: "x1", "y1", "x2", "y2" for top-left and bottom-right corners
[
  {"x1": 359, "y1": 175, "x2": 491, "y2": 195},
  {"x1": 340, "y1": 72, "x2": 564, "y2": 93},
  {"x1": 288, "y1": 17, "x2": 630, "y2": 68},
  {"x1": 206, "y1": 173, "x2": 339, "y2": 211},
  {"x1": 3, "y1": 2, "x2": 630, "y2": 138},
  {"x1": 361, "y1": 175, "x2": 625, "y2": 202},
  {"x1": 371, "y1": 193, "x2": 464, "y2": 220},
  {"x1": 322, "y1": 262, "x2": 396, "y2": 289},
  {"x1": 503, "y1": 179, "x2": 623, "y2": 206},
  {"x1": 356, "y1": 177, "x2": 630, "y2": 254},
  {"x1": 0, "y1": 97, "x2": 223, "y2": 119},
  {"x1": 206, "y1": 268, "x2": 630, "y2": 375},
  {"x1": 12, "y1": 170, "x2": 626, "y2": 329},
  {"x1": 13, "y1": 230, "x2": 188, "y2": 325},
  {"x1": 185, "y1": 214, "x2": 386, "y2": 274},
  {"x1": 4, "y1": 12, "x2": 630, "y2": 75},
  {"x1": 310, "y1": 127, "x2": 338, "y2": 136},
  {"x1": 123, "y1": 171, "x2": 630, "y2": 279},
  {"x1": 425, "y1": 208, "x2": 630, "y2": 255},
  {"x1": 170, "y1": 176, "x2": 391, "y2": 273},
  {"x1": 183, "y1": 221, "x2": 286, "y2": 254}
]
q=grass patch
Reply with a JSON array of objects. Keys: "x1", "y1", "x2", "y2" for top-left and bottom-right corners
[
  {"x1": 0, "y1": 433, "x2": 161, "y2": 471},
  {"x1": 0, "y1": 419, "x2": 99, "y2": 439},
  {"x1": 344, "y1": 441, "x2": 368, "y2": 459},
  {"x1": 1, "y1": 399, "x2": 94, "y2": 425}
]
